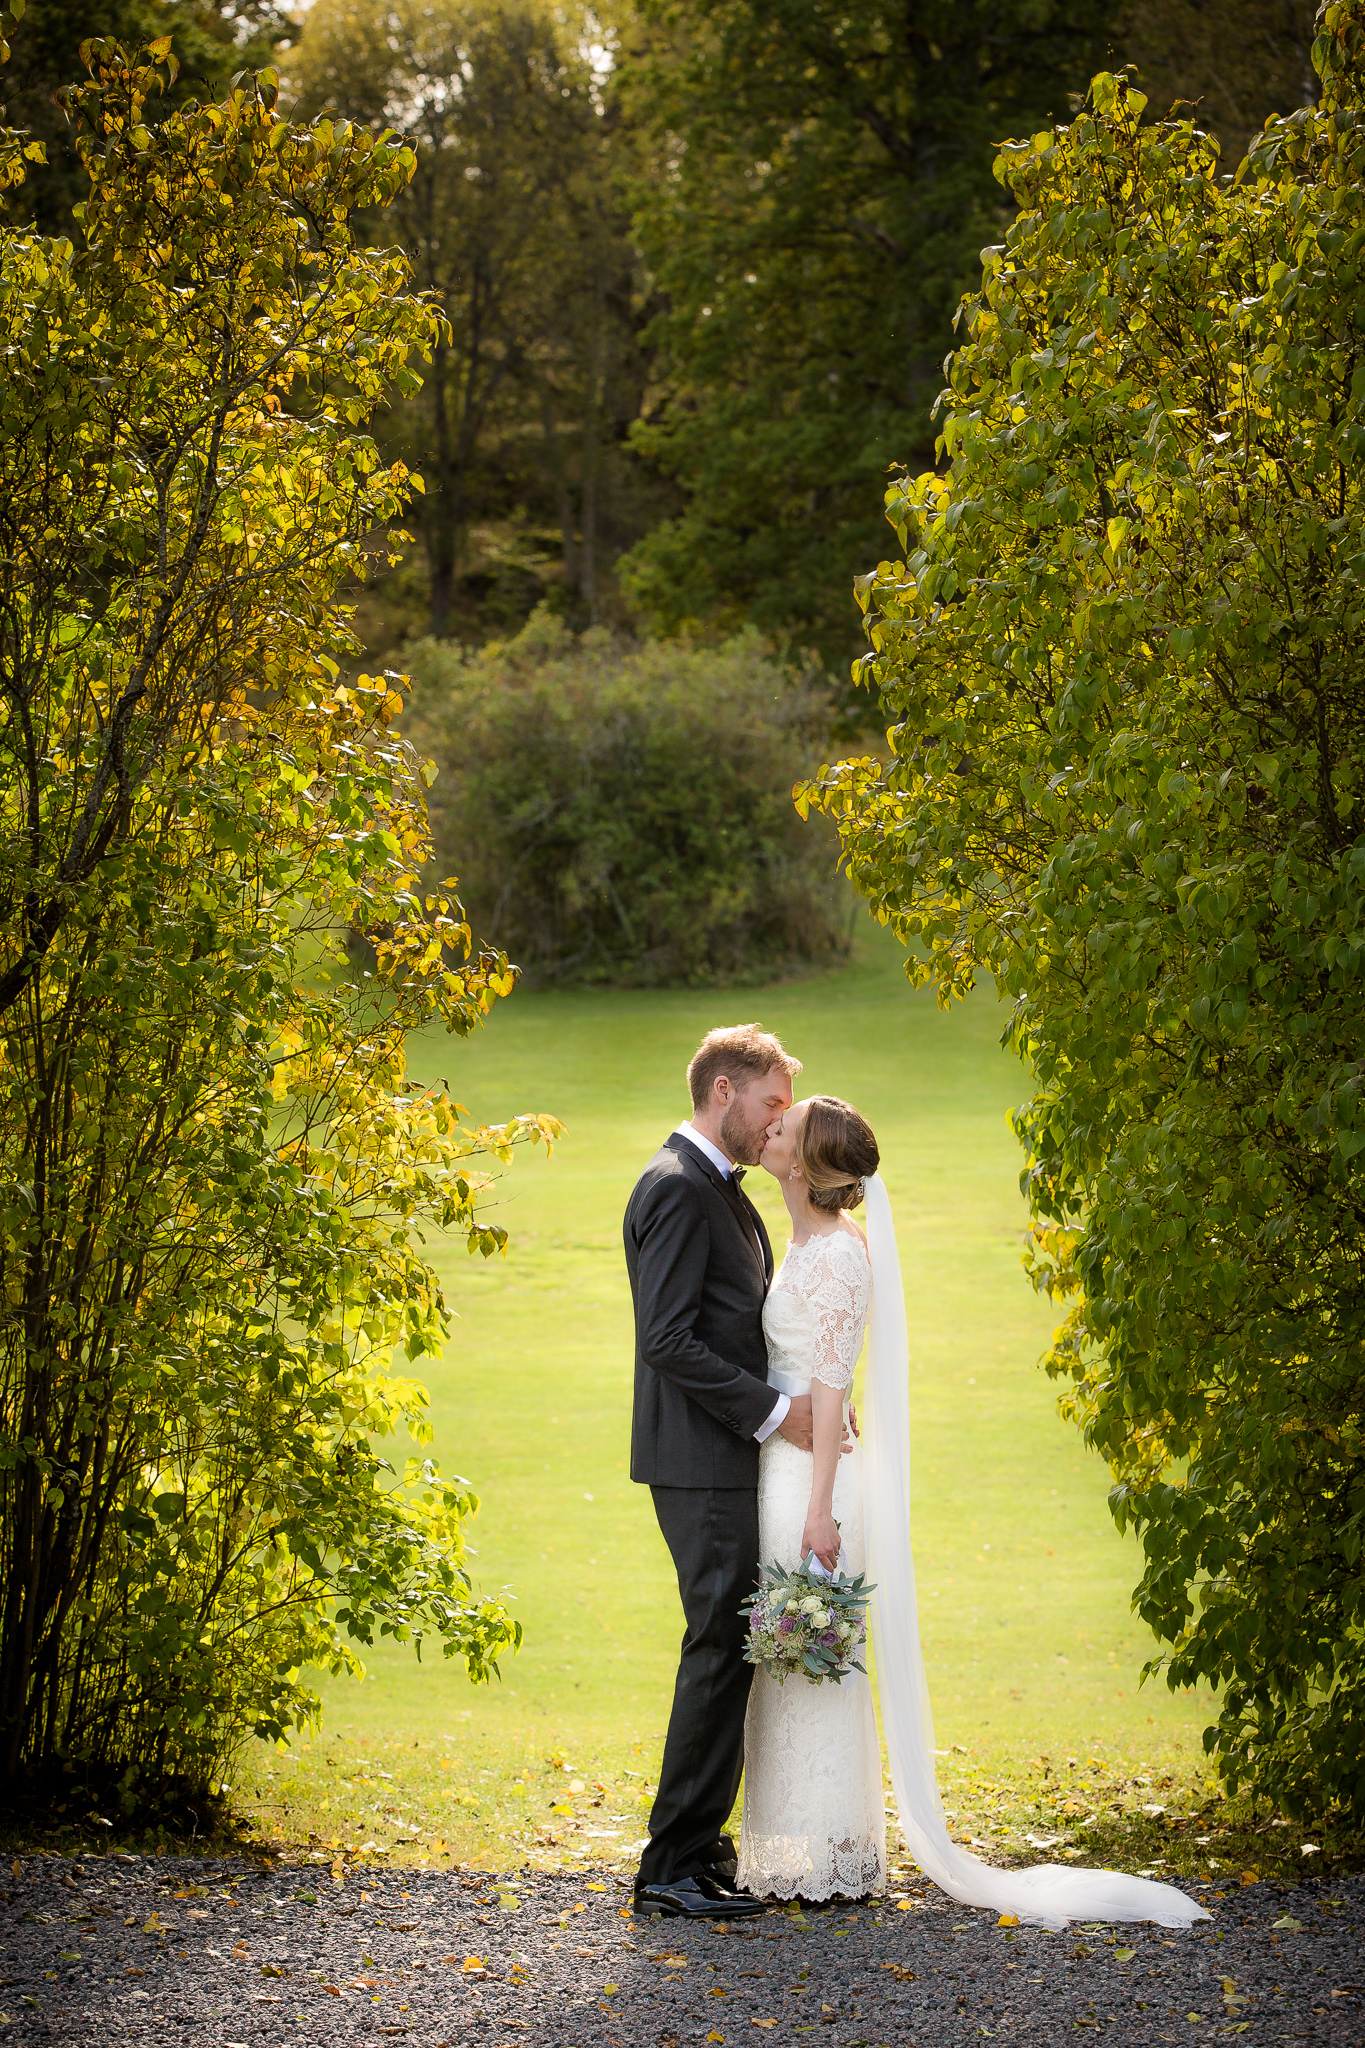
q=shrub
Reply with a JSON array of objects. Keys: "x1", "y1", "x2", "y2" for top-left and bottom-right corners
[
  {"x1": 403, "y1": 614, "x2": 850, "y2": 985},
  {"x1": 0, "y1": 44, "x2": 559, "y2": 1809},
  {"x1": 806, "y1": 11, "x2": 1365, "y2": 1819}
]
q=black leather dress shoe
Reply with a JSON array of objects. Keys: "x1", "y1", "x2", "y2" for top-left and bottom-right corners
[{"x1": 633, "y1": 1872, "x2": 766, "y2": 1919}]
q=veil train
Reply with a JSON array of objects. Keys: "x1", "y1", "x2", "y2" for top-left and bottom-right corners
[{"x1": 860, "y1": 1173, "x2": 1209, "y2": 1930}]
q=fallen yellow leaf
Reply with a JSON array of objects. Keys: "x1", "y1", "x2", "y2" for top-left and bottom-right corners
[
  {"x1": 998, "y1": 1913, "x2": 1019, "y2": 1927},
  {"x1": 752, "y1": 2021, "x2": 778, "y2": 2031},
  {"x1": 461, "y1": 1956, "x2": 486, "y2": 1975}
]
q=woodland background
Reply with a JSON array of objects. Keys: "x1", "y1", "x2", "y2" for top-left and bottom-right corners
[{"x1": 1, "y1": 0, "x2": 1322, "y2": 664}]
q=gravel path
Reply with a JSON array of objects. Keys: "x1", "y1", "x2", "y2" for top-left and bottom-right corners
[{"x1": 0, "y1": 1853, "x2": 1361, "y2": 2046}]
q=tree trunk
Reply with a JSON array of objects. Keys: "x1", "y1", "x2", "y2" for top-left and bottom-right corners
[
  {"x1": 580, "y1": 256, "x2": 606, "y2": 624},
  {"x1": 426, "y1": 333, "x2": 460, "y2": 639},
  {"x1": 541, "y1": 391, "x2": 579, "y2": 595}
]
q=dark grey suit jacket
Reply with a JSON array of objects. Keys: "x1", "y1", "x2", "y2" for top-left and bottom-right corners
[{"x1": 626, "y1": 1133, "x2": 779, "y2": 1488}]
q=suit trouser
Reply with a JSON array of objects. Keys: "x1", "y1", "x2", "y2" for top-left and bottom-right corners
[{"x1": 637, "y1": 1484, "x2": 761, "y2": 1890}]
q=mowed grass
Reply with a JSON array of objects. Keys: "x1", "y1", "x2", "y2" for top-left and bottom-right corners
[{"x1": 236, "y1": 921, "x2": 1323, "y2": 1889}]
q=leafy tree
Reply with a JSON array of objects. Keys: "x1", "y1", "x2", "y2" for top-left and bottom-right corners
[
  {"x1": 403, "y1": 612, "x2": 849, "y2": 985},
  {"x1": 0, "y1": 41, "x2": 559, "y2": 1802},
  {"x1": 1118, "y1": 0, "x2": 1319, "y2": 165},
  {"x1": 806, "y1": 5, "x2": 1365, "y2": 1817},
  {"x1": 616, "y1": 0, "x2": 1114, "y2": 664},
  {"x1": 290, "y1": 0, "x2": 662, "y2": 640},
  {"x1": 0, "y1": 0, "x2": 291, "y2": 231}
]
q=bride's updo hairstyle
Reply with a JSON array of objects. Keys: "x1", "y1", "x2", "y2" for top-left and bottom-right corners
[{"x1": 797, "y1": 1095, "x2": 879, "y2": 1214}]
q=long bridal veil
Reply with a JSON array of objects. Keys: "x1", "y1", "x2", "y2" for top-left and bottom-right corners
[{"x1": 860, "y1": 1173, "x2": 1209, "y2": 1930}]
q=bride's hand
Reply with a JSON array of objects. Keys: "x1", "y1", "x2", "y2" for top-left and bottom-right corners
[{"x1": 801, "y1": 1505, "x2": 840, "y2": 1573}]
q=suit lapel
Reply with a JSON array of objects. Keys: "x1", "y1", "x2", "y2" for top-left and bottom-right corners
[
  {"x1": 737, "y1": 1181, "x2": 774, "y2": 1284},
  {"x1": 726, "y1": 1177, "x2": 771, "y2": 1285},
  {"x1": 667, "y1": 1134, "x2": 768, "y2": 1286}
]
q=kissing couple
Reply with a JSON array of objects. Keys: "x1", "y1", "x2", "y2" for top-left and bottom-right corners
[{"x1": 624, "y1": 1022, "x2": 1209, "y2": 1929}]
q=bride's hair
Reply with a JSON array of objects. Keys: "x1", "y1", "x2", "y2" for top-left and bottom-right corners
[{"x1": 798, "y1": 1095, "x2": 879, "y2": 1214}]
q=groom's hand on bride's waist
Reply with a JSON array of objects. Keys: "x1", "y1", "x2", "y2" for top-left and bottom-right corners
[{"x1": 774, "y1": 1395, "x2": 856, "y2": 1454}]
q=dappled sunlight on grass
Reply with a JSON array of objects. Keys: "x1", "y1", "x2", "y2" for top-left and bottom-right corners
[{"x1": 234, "y1": 1723, "x2": 1361, "y2": 1893}]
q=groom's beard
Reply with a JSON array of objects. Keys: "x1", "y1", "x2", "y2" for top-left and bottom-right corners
[{"x1": 719, "y1": 1102, "x2": 767, "y2": 1168}]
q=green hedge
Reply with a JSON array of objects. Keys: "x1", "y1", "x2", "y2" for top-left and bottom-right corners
[{"x1": 401, "y1": 615, "x2": 849, "y2": 985}]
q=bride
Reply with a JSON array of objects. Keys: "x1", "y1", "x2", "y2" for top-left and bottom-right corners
[{"x1": 736, "y1": 1094, "x2": 1209, "y2": 1930}]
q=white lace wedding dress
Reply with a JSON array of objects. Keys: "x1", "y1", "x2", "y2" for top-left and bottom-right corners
[
  {"x1": 734, "y1": 1181, "x2": 1209, "y2": 1930},
  {"x1": 736, "y1": 1229, "x2": 886, "y2": 1901}
]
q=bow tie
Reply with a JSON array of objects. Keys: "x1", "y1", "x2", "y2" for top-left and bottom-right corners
[{"x1": 729, "y1": 1167, "x2": 746, "y2": 1186}]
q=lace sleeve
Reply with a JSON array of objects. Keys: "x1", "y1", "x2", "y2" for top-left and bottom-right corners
[{"x1": 800, "y1": 1233, "x2": 872, "y2": 1389}]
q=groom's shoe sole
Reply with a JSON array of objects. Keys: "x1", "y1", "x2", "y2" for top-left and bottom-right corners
[{"x1": 633, "y1": 1876, "x2": 766, "y2": 1920}]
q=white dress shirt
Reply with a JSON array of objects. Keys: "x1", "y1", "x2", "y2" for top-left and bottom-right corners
[{"x1": 673, "y1": 1122, "x2": 790, "y2": 1444}]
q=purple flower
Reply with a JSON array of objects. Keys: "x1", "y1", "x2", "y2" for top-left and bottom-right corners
[
  {"x1": 777, "y1": 1616, "x2": 796, "y2": 1634},
  {"x1": 818, "y1": 1629, "x2": 839, "y2": 1648},
  {"x1": 749, "y1": 1611, "x2": 761, "y2": 1633}
]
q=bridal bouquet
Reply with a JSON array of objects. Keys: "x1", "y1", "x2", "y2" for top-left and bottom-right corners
[{"x1": 740, "y1": 1555, "x2": 874, "y2": 1686}]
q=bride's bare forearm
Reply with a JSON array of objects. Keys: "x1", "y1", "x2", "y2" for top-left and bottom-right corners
[{"x1": 808, "y1": 1381, "x2": 843, "y2": 1515}]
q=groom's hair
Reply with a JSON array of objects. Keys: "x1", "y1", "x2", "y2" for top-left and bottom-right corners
[{"x1": 686, "y1": 1024, "x2": 801, "y2": 1111}]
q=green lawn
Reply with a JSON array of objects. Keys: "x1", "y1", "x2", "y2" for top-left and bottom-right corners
[{"x1": 237, "y1": 921, "x2": 1240, "y2": 1881}]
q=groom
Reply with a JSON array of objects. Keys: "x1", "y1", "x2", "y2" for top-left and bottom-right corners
[{"x1": 625, "y1": 1022, "x2": 813, "y2": 1920}]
